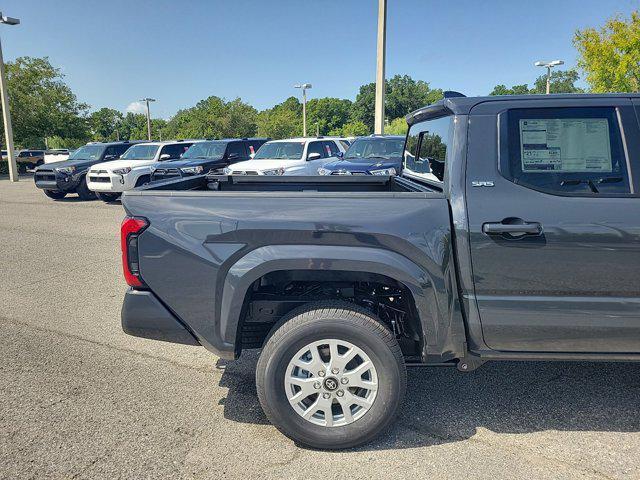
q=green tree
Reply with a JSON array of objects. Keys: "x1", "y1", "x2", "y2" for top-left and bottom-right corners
[
  {"x1": 489, "y1": 69, "x2": 583, "y2": 95},
  {"x1": 351, "y1": 75, "x2": 443, "y2": 131},
  {"x1": 336, "y1": 121, "x2": 369, "y2": 137},
  {"x1": 574, "y1": 11, "x2": 640, "y2": 92},
  {"x1": 306, "y1": 97, "x2": 352, "y2": 136},
  {"x1": 164, "y1": 96, "x2": 257, "y2": 140},
  {"x1": 489, "y1": 84, "x2": 531, "y2": 95},
  {"x1": 89, "y1": 107, "x2": 123, "y2": 142},
  {"x1": 256, "y1": 97, "x2": 302, "y2": 139},
  {"x1": 386, "y1": 117, "x2": 408, "y2": 135},
  {"x1": 1, "y1": 56, "x2": 90, "y2": 148}
]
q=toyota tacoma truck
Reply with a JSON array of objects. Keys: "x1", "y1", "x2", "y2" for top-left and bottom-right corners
[{"x1": 119, "y1": 93, "x2": 640, "y2": 449}]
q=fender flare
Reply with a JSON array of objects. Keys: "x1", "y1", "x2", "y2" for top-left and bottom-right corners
[{"x1": 218, "y1": 244, "x2": 443, "y2": 353}]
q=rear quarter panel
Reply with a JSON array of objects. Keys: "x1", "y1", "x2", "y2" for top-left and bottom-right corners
[{"x1": 122, "y1": 190, "x2": 462, "y2": 359}]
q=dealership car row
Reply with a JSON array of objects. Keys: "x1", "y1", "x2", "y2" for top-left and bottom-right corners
[{"x1": 31, "y1": 134, "x2": 407, "y2": 201}]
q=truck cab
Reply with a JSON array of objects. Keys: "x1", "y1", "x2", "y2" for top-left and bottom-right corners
[{"x1": 119, "y1": 93, "x2": 640, "y2": 449}]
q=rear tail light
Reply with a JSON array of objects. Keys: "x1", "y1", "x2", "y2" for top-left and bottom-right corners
[{"x1": 121, "y1": 216, "x2": 149, "y2": 287}]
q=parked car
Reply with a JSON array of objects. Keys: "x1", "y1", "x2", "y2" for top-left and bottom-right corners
[
  {"x1": 223, "y1": 137, "x2": 346, "y2": 175},
  {"x1": 44, "y1": 149, "x2": 70, "y2": 164},
  {"x1": 120, "y1": 93, "x2": 640, "y2": 449},
  {"x1": 318, "y1": 135, "x2": 405, "y2": 176},
  {"x1": 34, "y1": 141, "x2": 143, "y2": 200},
  {"x1": 17, "y1": 150, "x2": 45, "y2": 171},
  {"x1": 150, "y1": 138, "x2": 268, "y2": 182},
  {"x1": 87, "y1": 140, "x2": 196, "y2": 202}
]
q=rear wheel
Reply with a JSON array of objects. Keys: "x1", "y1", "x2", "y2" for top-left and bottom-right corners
[
  {"x1": 96, "y1": 192, "x2": 121, "y2": 202},
  {"x1": 256, "y1": 301, "x2": 406, "y2": 449},
  {"x1": 43, "y1": 189, "x2": 66, "y2": 200},
  {"x1": 75, "y1": 176, "x2": 96, "y2": 200}
]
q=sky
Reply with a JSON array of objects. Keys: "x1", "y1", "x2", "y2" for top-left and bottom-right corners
[{"x1": 3, "y1": 0, "x2": 639, "y2": 119}]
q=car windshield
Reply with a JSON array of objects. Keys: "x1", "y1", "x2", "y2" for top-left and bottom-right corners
[
  {"x1": 253, "y1": 142, "x2": 304, "y2": 160},
  {"x1": 69, "y1": 145, "x2": 105, "y2": 161},
  {"x1": 181, "y1": 142, "x2": 227, "y2": 160},
  {"x1": 344, "y1": 138, "x2": 404, "y2": 161},
  {"x1": 120, "y1": 144, "x2": 159, "y2": 160}
]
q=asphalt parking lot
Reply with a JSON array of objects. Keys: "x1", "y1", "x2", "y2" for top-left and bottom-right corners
[{"x1": 1, "y1": 178, "x2": 639, "y2": 479}]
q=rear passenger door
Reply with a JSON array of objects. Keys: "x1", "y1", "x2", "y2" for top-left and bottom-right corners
[
  {"x1": 466, "y1": 98, "x2": 640, "y2": 353},
  {"x1": 226, "y1": 142, "x2": 248, "y2": 163},
  {"x1": 160, "y1": 144, "x2": 189, "y2": 161},
  {"x1": 305, "y1": 141, "x2": 327, "y2": 174}
]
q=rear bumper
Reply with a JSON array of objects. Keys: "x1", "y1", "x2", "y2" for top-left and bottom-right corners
[{"x1": 121, "y1": 288, "x2": 201, "y2": 346}]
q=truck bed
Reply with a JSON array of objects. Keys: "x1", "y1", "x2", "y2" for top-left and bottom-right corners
[{"x1": 135, "y1": 173, "x2": 438, "y2": 194}]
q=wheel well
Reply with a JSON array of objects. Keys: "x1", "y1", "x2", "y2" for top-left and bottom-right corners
[
  {"x1": 135, "y1": 175, "x2": 150, "y2": 187},
  {"x1": 236, "y1": 270, "x2": 424, "y2": 359}
]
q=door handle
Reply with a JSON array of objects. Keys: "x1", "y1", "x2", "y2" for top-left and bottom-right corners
[{"x1": 482, "y1": 219, "x2": 542, "y2": 236}]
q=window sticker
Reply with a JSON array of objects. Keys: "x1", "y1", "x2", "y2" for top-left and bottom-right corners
[{"x1": 519, "y1": 118, "x2": 612, "y2": 173}]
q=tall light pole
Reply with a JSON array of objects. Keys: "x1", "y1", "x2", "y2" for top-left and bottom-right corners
[
  {"x1": 535, "y1": 60, "x2": 564, "y2": 94},
  {"x1": 139, "y1": 97, "x2": 155, "y2": 140},
  {"x1": 374, "y1": 0, "x2": 387, "y2": 134},
  {"x1": 0, "y1": 12, "x2": 20, "y2": 182},
  {"x1": 294, "y1": 83, "x2": 311, "y2": 137}
]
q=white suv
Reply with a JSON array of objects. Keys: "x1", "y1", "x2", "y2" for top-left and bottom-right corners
[
  {"x1": 87, "y1": 141, "x2": 196, "y2": 201},
  {"x1": 223, "y1": 137, "x2": 346, "y2": 176}
]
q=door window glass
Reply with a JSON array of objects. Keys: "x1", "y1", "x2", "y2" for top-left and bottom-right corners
[
  {"x1": 502, "y1": 107, "x2": 631, "y2": 196},
  {"x1": 306, "y1": 141, "x2": 326, "y2": 160},
  {"x1": 226, "y1": 142, "x2": 247, "y2": 159},
  {"x1": 404, "y1": 115, "x2": 452, "y2": 185}
]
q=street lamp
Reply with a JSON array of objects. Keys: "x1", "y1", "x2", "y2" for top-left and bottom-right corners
[
  {"x1": 535, "y1": 60, "x2": 564, "y2": 94},
  {"x1": 0, "y1": 12, "x2": 20, "y2": 182},
  {"x1": 139, "y1": 97, "x2": 156, "y2": 140},
  {"x1": 294, "y1": 83, "x2": 312, "y2": 137}
]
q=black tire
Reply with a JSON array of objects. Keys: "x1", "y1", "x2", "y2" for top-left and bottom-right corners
[
  {"x1": 75, "y1": 175, "x2": 96, "y2": 200},
  {"x1": 256, "y1": 301, "x2": 406, "y2": 449},
  {"x1": 43, "y1": 189, "x2": 67, "y2": 200},
  {"x1": 96, "y1": 192, "x2": 121, "y2": 202}
]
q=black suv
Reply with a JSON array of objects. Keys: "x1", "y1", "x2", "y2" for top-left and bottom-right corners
[
  {"x1": 150, "y1": 138, "x2": 268, "y2": 182},
  {"x1": 34, "y1": 141, "x2": 143, "y2": 200}
]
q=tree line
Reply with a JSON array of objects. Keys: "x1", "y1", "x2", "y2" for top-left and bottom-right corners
[{"x1": 3, "y1": 10, "x2": 638, "y2": 149}]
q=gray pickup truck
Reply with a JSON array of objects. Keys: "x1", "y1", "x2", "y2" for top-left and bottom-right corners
[{"x1": 120, "y1": 93, "x2": 640, "y2": 449}]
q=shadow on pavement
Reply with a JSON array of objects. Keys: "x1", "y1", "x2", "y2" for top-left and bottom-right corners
[{"x1": 217, "y1": 353, "x2": 640, "y2": 450}]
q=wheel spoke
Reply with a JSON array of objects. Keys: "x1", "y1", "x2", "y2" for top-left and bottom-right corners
[
  {"x1": 343, "y1": 360, "x2": 372, "y2": 380},
  {"x1": 287, "y1": 377, "x2": 318, "y2": 404},
  {"x1": 328, "y1": 343, "x2": 358, "y2": 372},
  {"x1": 292, "y1": 345, "x2": 325, "y2": 374},
  {"x1": 302, "y1": 398, "x2": 321, "y2": 419},
  {"x1": 337, "y1": 397, "x2": 354, "y2": 423},
  {"x1": 348, "y1": 377, "x2": 378, "y2": 392},
  {"x1": 344, "y1": 391, "x2": 373, "y2": 409}
]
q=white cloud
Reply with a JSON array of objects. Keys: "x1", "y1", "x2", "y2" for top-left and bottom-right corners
[{"x1": 126, "y1": 101, "x2": 147, "y2": 114}]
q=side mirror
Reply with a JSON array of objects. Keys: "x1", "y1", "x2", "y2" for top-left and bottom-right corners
[
  {"x1": 160, "y1": 154, "x2": 171, "y2": 161},
  {"x1": 227, "y1": 153, "x2": 239, "y2": 160},
  {"x1": 307, "y1": 152, "x2": 322, "y2": 161},
  {"x1": 336, "y1": 151, "x2": 344, "y2": 159}
]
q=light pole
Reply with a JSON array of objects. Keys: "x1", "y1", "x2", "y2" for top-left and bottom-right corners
[
  {"x1": 374, "y1": 0, "x2": 387, "y2": 134},
  {"x1": 139, "y1": 97, "x2": 156, "y2": 140},
  {"x1": 535, "y1": 60, "x2": 564, "y2": 94},
  {"x1": 294, "y1": 83, "x2": 311, "y2": 137},
  {"x1": 0, "y1": 12, "x2": 20, "y2": 182}
]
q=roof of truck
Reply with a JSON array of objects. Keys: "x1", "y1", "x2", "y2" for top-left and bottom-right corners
[{"x1": 406, "y1": 92, "x2": 640, "y2": 125}]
